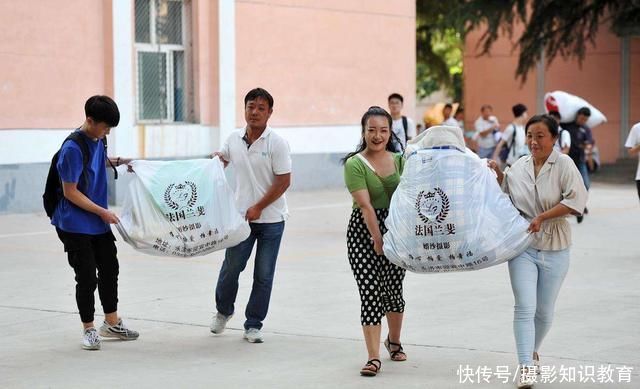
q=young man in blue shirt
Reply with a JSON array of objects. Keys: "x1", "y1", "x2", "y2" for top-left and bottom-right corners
[{"x1": 52, "y1": 95, "x2": 138, "y2": 350}]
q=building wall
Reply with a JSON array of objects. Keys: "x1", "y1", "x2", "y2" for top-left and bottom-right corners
[
  {"x1": 235, "y1": 0, "x2": 416, "y2": 154},
  {"x1": 0, "y1": 0, "x2": 417, "y2": 214},
  {"x1": 0, "y1": 0, "x2": 113, "y2": 130},
  {"x1": 630, "y1": 38, "x2": 640, "y2": 131},
  {"x1": 464, "y1": 20, "x2": 632, "y2": 164},
  {"x1": 463, "y1": 24, "x2": 538, "y2": 132}
]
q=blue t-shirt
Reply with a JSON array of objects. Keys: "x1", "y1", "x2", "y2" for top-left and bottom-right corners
[{"x1": 51, "y1": 130, "x2": 110, "y2": 235}]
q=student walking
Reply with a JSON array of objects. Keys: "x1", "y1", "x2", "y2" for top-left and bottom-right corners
[{"x1": 49, "y1": 95, "x2": 139, "y2": 350}]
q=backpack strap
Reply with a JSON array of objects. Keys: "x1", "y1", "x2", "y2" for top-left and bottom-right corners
[
  {"x1": 63, "y1": 131, "x2": 91, "y2": 192},
  {"x1": 402, "y1": 116, "x2": 408, "y2": 140},
  {"x1": 66, "y1": 131, "x2": 90, "y2": 167},
  {"x1": 102, "y1": 135, "x2": 118, "y2": 180},
  {"x1": 509, "y1": 123, "x2": 517, "y2": 157}
]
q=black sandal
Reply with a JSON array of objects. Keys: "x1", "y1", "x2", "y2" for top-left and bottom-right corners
[
  {"x1": 384, "y1": 336, "x2": 407, "y2": 361},
  {"x1": 360, "y1": 359, "x2": 381, "y2": 376}
]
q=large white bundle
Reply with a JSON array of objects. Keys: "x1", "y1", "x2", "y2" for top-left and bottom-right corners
[
  {"x1": 544, "y1": 90, "x2": 606, "y2": 128},
  {"x1": 115, "y1": 158, "x2": 250, "y2": 257},
  {"x1": 405, "y1": 125, "x2": 479, "y2": 158},
  {"x1": 383, "y1": 148, "x2": 532, "y2": 273}
]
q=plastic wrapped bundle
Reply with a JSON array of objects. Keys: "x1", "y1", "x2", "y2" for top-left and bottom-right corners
[
  {"x1": 383, "y1": 126, "x2": 532, "y2": 273},
  {"x1": 115, "y1": 158, "x2": 250, "y2": 257},
  {"x1": 544, "y1": 90, "x2": 606, "y2": 128}
]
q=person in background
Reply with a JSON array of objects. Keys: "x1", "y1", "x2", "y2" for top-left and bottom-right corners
[
  {"x1": 455, "y1": 108, "x2": 475, "y2": 151},
  {"x1": 388, "y1": 93, "x2": 416, "y2": 152},
  {"x1": 563, "y1": 107, "x2": 593, "y2": 223},
  {"x1": 442, "y1": 103, "x2": 457, "y2": 126},
  {"x1": 488, "y1": 114, "x2": 587, "y2": 389},
  {"x1": 492, "y1": 103, "x2": 529, "y2": 167},
  {"x1": 416, "y1": 123, "x2": 424, "y2": 135},
  {"x1": 549, "y1": 111, "x2": 571, "y2": 154},
  {"x1": 625, "y1": 122, "x2": 640, "y2": 201},
  {"x1": 343, "y1": 106, "x2": 408, "y2": 377},
  {"x1": 474, "y1": 104, "x2": 500, "y2": 158}
]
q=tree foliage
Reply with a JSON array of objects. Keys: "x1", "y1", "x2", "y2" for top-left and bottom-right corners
[
  {"x1": 416, "y1": 0, "x2": 466, "y2": 100},
  {"x1": 465, "y1": 0, "x2": 640, "y2": 81},
  {"x1": 416, "y1": 0, "x2": 640, "y2": 94}
]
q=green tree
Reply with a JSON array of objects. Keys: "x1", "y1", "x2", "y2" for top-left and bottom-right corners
[
  {"x1": 465, "y1": 0, "x2": 640, "y2": 80},
  {"x1": 416, "y1": 0, "x2": 466, "y2": 101},
  {"x1": 417, "y1": 0, "x2": 640, "y2": 93}
]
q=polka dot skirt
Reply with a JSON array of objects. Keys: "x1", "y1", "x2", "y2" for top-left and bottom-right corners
[{"x1": 347, "y1": 208, "x2": 406, "y2": 326}]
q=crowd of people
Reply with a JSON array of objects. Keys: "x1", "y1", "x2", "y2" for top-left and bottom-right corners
[
  {"x1": 413, "y1": 99, "x2": 606, "y2": 223},
  {"x1": 47, "y1": 89, "x2": 638, "y2": 389}
]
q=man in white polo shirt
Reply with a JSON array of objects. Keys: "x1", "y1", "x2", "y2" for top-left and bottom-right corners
[
  {"x1": 625, "y1": 122, "x2": 640, "y2": 201},
  {"x1": 210, "y1": 88, "x2": 291, "y2": 343},
  {"x1": 474, "y1": 104, "x2": 500, "y2": 159}
]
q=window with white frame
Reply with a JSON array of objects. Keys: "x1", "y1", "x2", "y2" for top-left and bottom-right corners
[{"x1": 135, "y1": 0, "x2": 193, "y2": 122}]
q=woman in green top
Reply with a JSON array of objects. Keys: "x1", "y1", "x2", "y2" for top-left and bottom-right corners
[{"x1": 343, "y1": 106, "x2": 407, "y2": 377}]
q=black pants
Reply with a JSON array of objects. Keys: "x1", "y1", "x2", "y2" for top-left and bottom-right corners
[
  {"x1": 636, "y1": 180, "x2": 640, "y2": 201},
  {"x1": 346, "y1": 208, "x2": 406, "y2": 326},
  {"x1": 56, "y1": 228, "x2": 119, "y2": 323}
]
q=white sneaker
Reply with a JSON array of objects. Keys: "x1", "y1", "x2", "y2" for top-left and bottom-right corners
[
  {"x1": 533, "y1": 352, "x2": 540, "y2": 375},
  {"x1": 99, "y1": 319, "x2": 139, "y2": 340},
  {"x1": 243, "y1": 328, "x2": 263, "y2": 343},
  {"x1": 210, "y1": 312, "x2": 232, "y2": 334},
  {"x1": 82, "y1": 327, "x2": 101, "y2": 350},
  {"x1": 517, "y1": 366, "x2": 536, "y2": 388}
]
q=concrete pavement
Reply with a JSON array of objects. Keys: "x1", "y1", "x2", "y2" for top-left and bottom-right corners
[{"x1": 0, "y1": 183, "x2": 638, "y2": 388}]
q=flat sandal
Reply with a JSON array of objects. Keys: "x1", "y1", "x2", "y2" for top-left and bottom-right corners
[
  {"x1": 384, "y1": 336, "x2": 407, "y2": 361},
  {"x1": 360, "y1": 358, "x2": 381, "y2": 376}
]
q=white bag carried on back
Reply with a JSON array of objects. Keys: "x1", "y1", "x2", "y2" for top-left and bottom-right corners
[
  {"x1": 116, "y1": 158, "x2": 250, "y2": 257},
  {"x1": 544, "y1": 90, "x2": 606, "y2": 128}
]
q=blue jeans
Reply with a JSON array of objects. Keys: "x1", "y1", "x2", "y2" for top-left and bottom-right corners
[
  {"x1": 577, "y1": 161, "x2": 591, "y2": 190},
  {"x1": 215, "y1": 221, "x2": 285, "y2": 330},
  {"x1": 477, "y1": 146, "x2": 496, "y2": 159},
  {"x1": 508, "y1": 247, "x2": 570, "y2": 365}
]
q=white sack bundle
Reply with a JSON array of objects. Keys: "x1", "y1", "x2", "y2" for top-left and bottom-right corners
[
  {"x1": 544, "y1": 90, "x2": 606, "y2": 128},
  {"x1": 384, "y1": 127, "x2": 532, "y2": 273},
  {"x1": 115, "y1": 158, "x2": 250, "y2": 257}
]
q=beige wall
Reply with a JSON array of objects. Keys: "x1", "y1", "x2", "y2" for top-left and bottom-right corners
[
  {"x1": 464, "y1": 21, "x2": 631, "y2": 163},
  {"x1": 463, "y1": 24, "x2": 538, "y2": 129},
  {"x1": 0, "y1": 0, "x2": 113, "y2": 129},
  {"x1": 234, "y1": 0, "x2": 416, "y2": 127},
  {"x1": 630, "y1": 38, "x2": 640, "y2": 130},
  {"x1": 192, "y1": 0, "x2": 219, "y2": 126},
  {"x1": 544, "y1": 31, "x2": 621, "y2": 163}
]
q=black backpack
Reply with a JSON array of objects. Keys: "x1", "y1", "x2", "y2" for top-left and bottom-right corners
[
  {"x1": 42, "y1": 131, "x2": 118, "y2": 218},
  {"x1": 401, "y1": 115, "x2": 408, "y2": 141},
  {"x1": 498, "y1": 124, "x2": 517, "y2": 162},
  {"x1": 391, "y1": 116, "x2": 409, "y2": 152}
]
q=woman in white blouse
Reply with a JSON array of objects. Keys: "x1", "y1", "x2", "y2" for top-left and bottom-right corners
[{"x1": 488, "y1": 114, "x2": 588, "y2": 389}]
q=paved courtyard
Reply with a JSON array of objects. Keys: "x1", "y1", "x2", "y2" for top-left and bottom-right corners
[{"x1": 0, "y1": 183, "x2": 638, "y2": 388}]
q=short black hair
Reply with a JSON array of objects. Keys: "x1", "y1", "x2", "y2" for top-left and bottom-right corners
[
  {"x1": 526, "y1": 114, "x2": 559, "y2": 138},
  {"x1": 85, "y1": 95, "x2": 120, "y2": 127},
  {"x1": 548, "y1": 110, "x2": 561, "y2": 120},
  {"x1": 512, "y1": 103, "x2": 527, "y2": 118},
  {"x1": 455, "y1": 107, "x2": 464, "y2": 114},
  {"x1": 577, "y1": 107, "x2": 591, "y2": 117},
  {"x1": 444, "y1": 103, "x2": 453, "y2": 109},
  {"x1": 481, "y1": 104, "x2": 492, "y2": 112},
  {"x1": 244, "y1": 87, "x2": 274, "y2": 109},
  {"x1": 388, "y1": 93, "x2": 404, "y2": 103}
]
